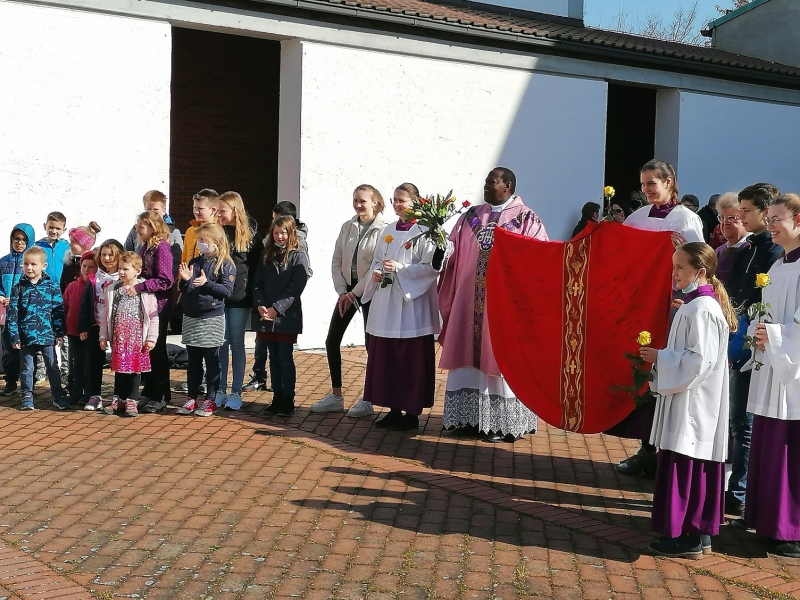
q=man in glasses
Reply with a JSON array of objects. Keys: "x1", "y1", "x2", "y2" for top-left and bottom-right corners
[{"x1": 714, "y1": 193, "x2": 750, "y2": 286}]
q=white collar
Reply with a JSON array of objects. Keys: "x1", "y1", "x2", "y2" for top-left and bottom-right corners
[
  {"x1": 490, "y1": 195, "x2": 516, "y2": 213},
  {"x1": 727, "y1": 233, "x2": 751, "y2": 249}
]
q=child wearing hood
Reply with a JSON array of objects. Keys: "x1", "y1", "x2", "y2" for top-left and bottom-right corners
[
  {"x1": 63, "y1": 251, "x2": 98, "y2": 405},
  {"x1": 0, "y1": 223, "x2": 35, "y2": 396}
]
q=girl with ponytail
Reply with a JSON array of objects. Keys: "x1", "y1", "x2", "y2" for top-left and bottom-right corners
[{"x1": 637, "y1": 241, "x2": 732, "y2": 558}]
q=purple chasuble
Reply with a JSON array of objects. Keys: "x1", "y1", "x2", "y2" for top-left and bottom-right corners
[{"x1": 648, "y1": 202, "x2": 679, "y2": 219}]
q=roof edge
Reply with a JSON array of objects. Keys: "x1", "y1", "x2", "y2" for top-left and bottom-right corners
[
  {"x1": 702, "y1": 0, "x2": 770, "y2": 35},
  {"x1": 427, "y1": 0, "x2": 583, "y2": 28}
]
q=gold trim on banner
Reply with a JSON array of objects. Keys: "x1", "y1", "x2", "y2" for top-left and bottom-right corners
[{"x1": 560, "y1": 237, "x2": 590, "y2": 431}]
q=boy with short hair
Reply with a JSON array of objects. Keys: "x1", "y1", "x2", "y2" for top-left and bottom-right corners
[
  {"x1": 724, "y1": 182, "x2": 784, "y2": 520},
  {"x1": 182, "y1": 189, "x2": 219, "y2": 262},
  {"x1": 7, "y1": 246, "x2": 68, "y2": 410},
  {"x1": 124, "y1": 190, "x2": 184, "y2": 262},
  {"x1": 35, "y1": 212, "x2": 70, "y2": 283},
  {"x1": 0, "y1": 224, "x2": 36, "y2": 396}
]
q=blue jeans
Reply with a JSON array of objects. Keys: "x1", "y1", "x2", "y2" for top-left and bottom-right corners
[
  {"x1": 728, "y1": 367, "x2": 753, "y2": 505},
  {"x1": 20, "y1": 344, "x2": 64, "y2": 400},
  {"x1": 267, "y1": 341, "x2": 295, "y2": 397},
  {"x1": 219, "y1": 307, "x2": 250, "y2": 394}
]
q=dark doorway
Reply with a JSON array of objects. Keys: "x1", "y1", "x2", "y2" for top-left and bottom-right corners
[
  {"x1": 604, "y1": 84, "x2": 657, "y2": 213},
  {"x1": 170, "y1": 28, "x2": 280, "y2": 234}
]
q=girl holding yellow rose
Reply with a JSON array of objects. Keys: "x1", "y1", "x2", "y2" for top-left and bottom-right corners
[
  {"x1": 639, "y1": 242, "x2": 736, "y2": 558},
  {"x1": 746, "y1": 193, "x2": 800, "y2": 558},
  {"x1": 360, "y1": 183, "x2": 440, "y2": 431}
]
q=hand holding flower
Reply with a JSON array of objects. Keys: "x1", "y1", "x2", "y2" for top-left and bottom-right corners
[
  {"x1": 754, "y1": 322, "x2": 768, "y2": 352},
  {"x1": 382, "y1": 259, "x2": 396, "y2": 273},
  {"x1": 372, "y1": 269, "x2": 382, "y2": 283},
  {"x1": 639, "y1": 346, "x2": 658, "y2": 363}
]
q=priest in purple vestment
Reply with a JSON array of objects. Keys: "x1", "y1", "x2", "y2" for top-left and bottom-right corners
[{"x1": 438, "y1": 167, "x2": 549, "y2": 442}]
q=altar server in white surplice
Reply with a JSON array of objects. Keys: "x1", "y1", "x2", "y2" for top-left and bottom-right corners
[
  {"x1": 361, "y1": 183, "x2": 440, "y2": 432},
  {"x1": 745, "y1": 193, "x2": 800, "y2": 559},
  {"x1": 640, "y1": 242, "x2": 735, "y2": 559}
]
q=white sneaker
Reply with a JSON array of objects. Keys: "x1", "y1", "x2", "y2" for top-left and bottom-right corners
[
  {"x1": 309, "y1": 393, "x2": 345, "y2": 413},
  {"x1": 346, "y1": 398, "x2": 374, "y2": 418}
]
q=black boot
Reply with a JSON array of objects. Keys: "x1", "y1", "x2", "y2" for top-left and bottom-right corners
[
  {"x1": 276, "y1": 393, "x2": 295, "y2": 417},
  {"x1": 263, "y1": 393, "x2": 282, "y2": 415},
  {"x1": 615, "y1": 444, "x2": 657, "y2": 477}
]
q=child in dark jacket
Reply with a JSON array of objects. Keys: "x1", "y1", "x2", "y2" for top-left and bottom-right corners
[
  {"x1": 253, "y1": 216, "x2": 309, "y2": 417},
  {"x1": 7, "y1": 246, "x2": 68, "y2": 410},
  {"x1": 79, "y1": 240, "x2": 124, "y2": 411},
  {"x1": 176, "y1": 224, "x2": 235, "y2": 417},
  {"x1": 63, "y1": 251, "x2": 97, "y2": 405},
  {"x1": 0, "y1": 223, "x2": 35, "y2": 396}
]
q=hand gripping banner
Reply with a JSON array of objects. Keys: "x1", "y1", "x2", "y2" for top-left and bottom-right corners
[{"x1": 486, "y1": 221, "x2": 675, "y2": 433}]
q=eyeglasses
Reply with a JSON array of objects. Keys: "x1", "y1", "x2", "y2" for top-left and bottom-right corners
[
  {"x1": 766, "y1": 216, "x2": 795, "y2": 226},
  {"x1": 11, "y1": 237, "x2": 27, "y2": 243},
  {"x1": 611, "y1": 208, "x2": 624, "y2": 214},
  {"x1": 717, "y1": 215, "x2": 741, "y2": 223}
]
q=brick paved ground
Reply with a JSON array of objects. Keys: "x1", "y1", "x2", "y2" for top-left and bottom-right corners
[{"x1": 0, "y1": 347, "x2": 797, "y2": 599}]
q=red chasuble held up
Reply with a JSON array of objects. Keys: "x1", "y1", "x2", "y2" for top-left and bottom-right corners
[{"x1": 486, "y1": 221, "x2": 674, "y2": 434}]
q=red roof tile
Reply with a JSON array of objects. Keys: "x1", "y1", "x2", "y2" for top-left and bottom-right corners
[{"x1": 290, "y1": 0, "x2": 800, "y2": 80}]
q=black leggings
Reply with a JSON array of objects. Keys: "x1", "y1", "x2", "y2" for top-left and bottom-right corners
[
  {"x1": 325, "y1": 299, "x2": 370, "y2": 389},
  {"x1": 84, "y1": 325, "x2": 105, "y2": 397},
  {"x1": 187, "y1": 345, "x2": 220, "y2": 400},
  {"x1": 141, "y1": 315, "x2": 171, "y2": 402},
  {"x1": 114, "y1": 372, "x2": 141, "y2": 401},
  {"x1": 67, "y1": 334, "x2": 87, "y2": 402}
]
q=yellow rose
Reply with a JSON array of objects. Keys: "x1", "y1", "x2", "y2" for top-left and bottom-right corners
[
  {"x1": 604, "y1": 186, "x2": 615, "y2": 198},
  {"x1": 756, "y1": 273, "x2": 771, "y2": 288},
  {"x1": 637, "y1": 331, "x2": 652, "y2": 346},
  {"x1": 415, "y1": 211, "x2": 423, "y2": 217},
  {"x1": 384, "y1": 234, "x2": 394, "y2": 244}
]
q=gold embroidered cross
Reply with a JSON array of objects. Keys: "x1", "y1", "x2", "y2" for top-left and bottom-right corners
[{"x1": 568, "y1": 361, "x2": 577, "y2": 374}]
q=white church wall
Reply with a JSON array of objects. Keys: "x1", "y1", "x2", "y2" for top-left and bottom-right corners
[
  {"x1": 670, "y1": 92, "x2": 800, "y2": 204},
  {"x1": 283, "y1": 41, "x2": 607, "y2": 349},
  {"x1": 0, "y1": 1, "x2": 171, "y2": 247}
]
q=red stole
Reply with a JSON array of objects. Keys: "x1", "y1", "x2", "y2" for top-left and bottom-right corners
[{"x1": 486, "y1": 221, "x2": 674, "y2": 433}]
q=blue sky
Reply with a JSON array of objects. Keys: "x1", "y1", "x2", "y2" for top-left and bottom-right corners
[{"x1": 584, "y1": 0, "x2": 729, "y2": 34}]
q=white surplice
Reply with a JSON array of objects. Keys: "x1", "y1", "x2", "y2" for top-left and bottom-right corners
[
  {"x1": 747, "y1": 258, "x2": 800, "y2": 420},
  {"x1": 625, "y1": 204, "x2": 705, "y2": 242},
  {"x1": 361, "y1": 224, "x2": 440, "y2": 339},
  {"x1": 650, "y1": 296, "x2": 730, "y2": 462}
]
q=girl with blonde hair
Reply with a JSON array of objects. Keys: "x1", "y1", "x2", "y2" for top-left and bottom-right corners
[
  {"x1": 640, "y1": 241, "x2": 735, "y2": 558},
  {"x1": 213, "y1": 191, "x2": 264, "y2": 410},
  {"x1": 131, "y1": 211, "x2": 175, "y2": 412},
  {"x1": 176, "y1": 223, "x2": 235, "y2": 417}
]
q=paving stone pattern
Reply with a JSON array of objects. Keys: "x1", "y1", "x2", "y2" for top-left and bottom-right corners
[{"x1": 0, "y1": 347, "x2": 797, "y2": 599}]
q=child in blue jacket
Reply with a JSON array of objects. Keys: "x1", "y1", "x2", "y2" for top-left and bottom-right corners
[
  {"x1": 0, "y1": 223, "x2": 35, "y2": 396},
  {"x1": 7, "y1": 246, "x2": 68, "y2": 410}
]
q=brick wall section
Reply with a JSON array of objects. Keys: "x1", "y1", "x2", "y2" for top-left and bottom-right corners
[{"x1": 170, "y1": 28, "x2": 280, "y2": 235}]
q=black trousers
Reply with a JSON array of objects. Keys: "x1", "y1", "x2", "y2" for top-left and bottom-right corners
[
  {"x1": 141, "y1": 315, "x2": 171, "y2": 402},
  {"x1": 1, "y1": 325, "x2": 20, "y2": 383},
  {"x1": 325, "y1": 297, "x2": 371, "y2": 389},
  {"x1": 114, "y1": 372, "x2": 141, "y2": 401},
  {"x1": 186, "y1": 345, "x2": 220, "y2": 400},
  {"x1": 67, "y1": 334, "x2": 87, "y2": 403},
  {"x1": 83, "y1": 325, "x2": 105, "y2": 397}
]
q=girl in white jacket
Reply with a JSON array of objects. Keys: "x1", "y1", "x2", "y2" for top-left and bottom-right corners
[
  {"x1": 640, "y1": 242, "x2": 737, "y2": 558},
  {"x1": 310, "y1": 184, "x2": 391, "y2": 418}
]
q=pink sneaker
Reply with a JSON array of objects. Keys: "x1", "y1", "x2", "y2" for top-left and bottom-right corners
[
  {"x1": 194, "y1": 399, "x2": 216, "y2": 417},
  {"x1": 177, "y1": 398, "x2": 197, "y2": 415},
  {"x1": 102, "y1": 396, "x2": 121, "y2": 415},
  {"x1": 125, "y1": 399, "x2": 138, "y2": 417}
]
